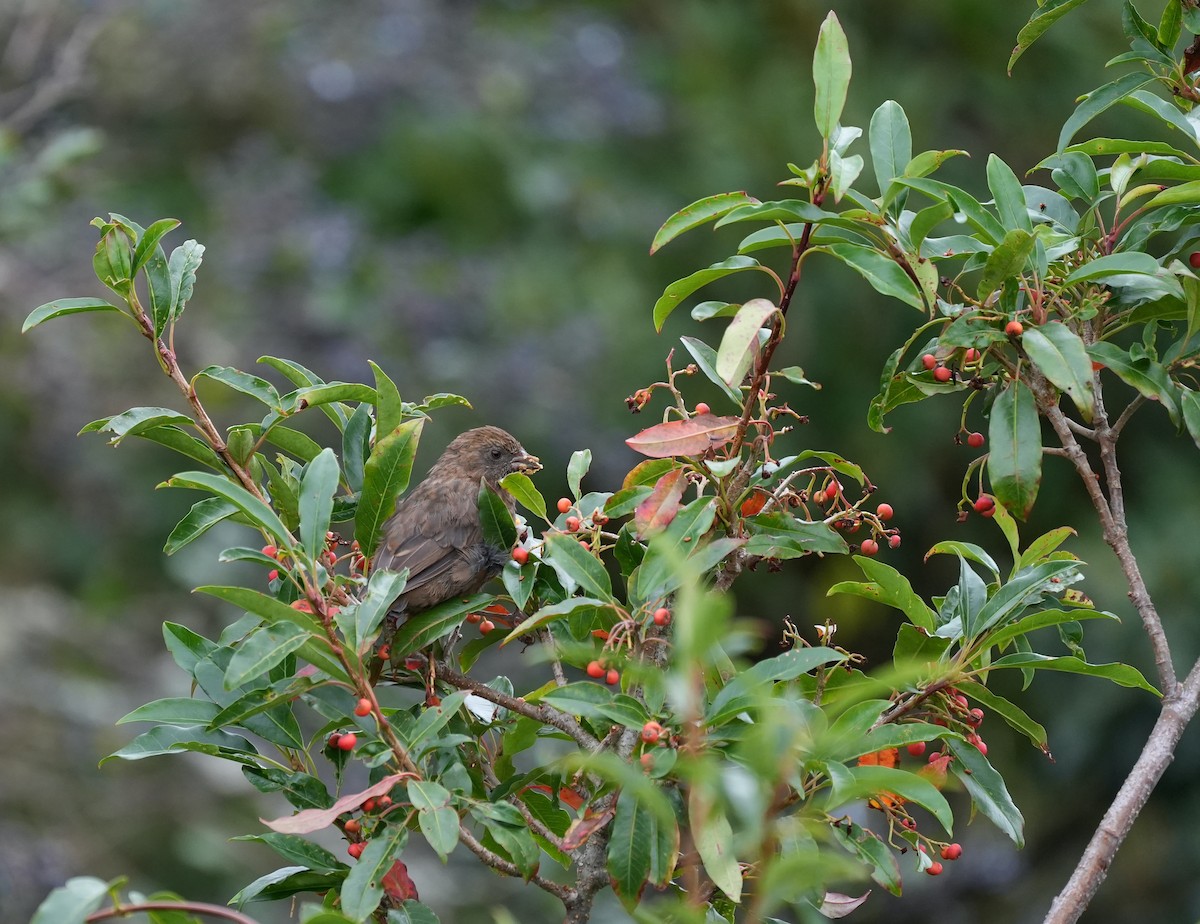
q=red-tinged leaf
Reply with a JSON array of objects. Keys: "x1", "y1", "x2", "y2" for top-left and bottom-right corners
[
  {"x1": 561, "y1": 806, "x2": 616, "y2": 850},
  {"x1": 650, "y1": 191, "x2": 758, "y2": 255},
  {"x1": 625, "y1": 415, "x2": 739, "y2": 459},
  {"x1": 621, "y1": 458, "x2": 680, "y2": 491},
  {"x1": 635, "y1": 469, "x2": 686, "y2": 535},
  {"x1": 382, "y1": 859, "x2": 419, "y2": 902},
  {"x1": 819, "y1": 892, "x2": 872, "y2": 918},
  {"x1": 261, "y1": 772, "x2": 412, "y2": 833}
]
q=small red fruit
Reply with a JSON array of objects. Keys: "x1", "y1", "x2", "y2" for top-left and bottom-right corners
[
  {"x1": 512, "y1": 546, "x2": 529, "y2": 566},
  {"x1": 640, "y1": 753, "x2": 654, "y2": 769},
  {"x1": 876, "y1": 502, "x2": 894, "y2": 521},
  {"x1": 344, "y1": 819, "x2": 361, "y2": 834},
  {"x1": 964, "y1": 347, "x2": 980, "y2": 362},
  {"x1": 906, "y1": 741, "x2": 927, "y2": 758},
  {"x1": 465, "y1": 611, "x2": 481, "y2": 624},
  {"x1": 694, "y1": 402, "x2": 710, "y2": 415},
  {"x1": 860, "y1": 538, "x2": 879, "y2": 556},
  {"x1": 967, "y1": 431, "x2": 985, "y2": 448},
  {"x1": 337, "y1": 732, "x2": 357, "y2": 751},
  {"x1": 377, "y1": 795, "x2": 392, "y2": 809},
  {"x1": 921, "y1": 353, "x2": 937, "y2": 370},
  {"x1": 605, "y1": 669, "x2": 620, "y2": 686},
  {"x1": 348, "y1": 842, "x2": 365, "y2": 859},
  {"x1": 566, "y1": 516, "x2": 581, "y2": 532},
  {"x1": 1189, "y1": 252, "x2": 1200, "y2": 268},
  {"x1": 969, "y1": 734, "x2": 988, "y2": 755},
  {"x1": 1005, "y1": 320, "x2": 1024, "y2": 337},
  {"x1": 888, "y1": 534, "x2": 901, "y2": 549},
  {"x1": 941, "y1": 843, "x2": 963, "y2": 861},
  {"x1": 933, "y1": 365, "x2": 953, "y2": 383},
  {"x1": 262, "y1": 545, "x2": 278, "y2": 559},
  {"x1": 586, "y1": 660, "x2": 605, "y2": 679},
  {"x1": 327, "y1": 733, "x2": 341, "y2": 749},
  {"x1": 653, "y1": 607, "x2": 671, "y2": 626},
  {"x1": 557, "y1": 497, "x2": 572, "y2": 514},
  {"x1": 267, "y1": 569, "x2": 279, "y2": 582},
  {"x1": 479, "y1": 619, "x2": 495, "y2": 635},
  {"x1": 354, "y1": 698, "x2": 371, "y2": 717},
  {"x1": 362, "y1": 798, "x2": 378, "y2": 812},
  {"x1": 926, "y1": 861, "x2": 944, "y2": 876},
  {"x1": 969, "y1": 707, "x2": 985, "y2": 725},
  {"x1": 641, "y1": 721, "x2": 663, "y2": 743},
  {"x1": 973, "y1": 494, "x2": 996, "y2": 515}
]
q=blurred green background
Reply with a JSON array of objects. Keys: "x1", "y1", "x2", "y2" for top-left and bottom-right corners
[{"x1": 5, "y1": 0, "x2": 1200, "y2": 921}]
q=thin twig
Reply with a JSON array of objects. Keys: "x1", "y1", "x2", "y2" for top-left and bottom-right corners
[
  {"x1": 457, "y1": 824, "x2": 573, "y2": 901},
  {"x1": 87, "y1": 901, "x2": 259, "y2": 923}
]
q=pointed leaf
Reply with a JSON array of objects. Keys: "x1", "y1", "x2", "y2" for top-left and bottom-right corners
[
  {"x1": 653, "y1": 256, "x2": 769, "y2": 331},
  {"x1": 499, "y1": 472, "x2": 547, "y2": 521},
  {"x1": 715, "y1": 297, "x2": 777, "y2": 387},
  {"x1": 679, "y1": 336, "x2": 745, "y2": 408},
  {"x1": 987, "y1": 381, "x2": 1041, "y2": 519},
  {"x1": 23, "y1": 297, "x2": 124, "y2": 333},
  {"x1": 1021, "y1": 322, "x2": 1095, "y2": 421},
  {"x1": 164, "y1": 471, "x2": 292, "y2": 547},
  {"x1": 544, "y1": 531, "x2": 613, "y2": 601},
  {"x1": 869, "y1": 100, "x2": 912, "y2": 198},
  {"x1": 355, "y1": 418, "x2": 424, "y2": 559},
  {"x1": 650, "y1": 191, "x2": 758, "y2": 254},
  {"x1": 625, "y1": 414, "x2": 739, "y2": 458},
  {"x1": 813, "y1": 12, "x2": 851, "y2": 141},
  {"x1": 298, "y1": 448, "x2": 340, "y2": 562},
  {"x1": 818, "y1": 243, "x2": 924, "y2": 310}
]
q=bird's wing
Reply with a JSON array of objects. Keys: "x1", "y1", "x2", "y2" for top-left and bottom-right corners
[{"x1": 374, "y1": 480, "x2": 483, "y2": 601}]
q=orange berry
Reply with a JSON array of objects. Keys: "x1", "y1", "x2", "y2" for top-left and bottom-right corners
[
  {"x1": 926, "y1": 861, "x2": 943, "y2": 876},
  {"x1": 1005, "y1": 320, "x2": 1024, "y2": 337},
  {"x1": 344, "y1": 819, "x2": 361, "y2": 834},
  {"x1": 377, "y1": 795, "x2": 392, "y2": 808},
  {"x1": 653, "y1": 607, "x2": 671, "y2": 626},
  {"x1": 860, "y1": 539, "x2": 879, "y2": 556},
  {"x1": 586, "y1": 660, "x2": 604, "y2": 678},
  {"x1": 354, "y1": 698, "x2": 371, "y2": 717},
  {"x1": 337, "y1": 732, "x2": 357, "y2": 751},
  {"x1": 479, "y1": 619, "x2": 495, "y2": 635},
  {"x1": 876, "y1": 502, "x2": 893, "y2": 521},
  {"x1": 466, "y1": 611, "x2": 481, "y2": 624},
  {"x1": 933, "y1": 365, "x2": 953, "y2": 383},
  {"x1": 362, "y1": 798, "x2": 378, "y2": 812},
  {"x1": 640, "y1": 753, "x2": 653, "y2": 769},
  {"x1": 973, "y1": 494, "x2": 996, "y2": 516},
  {"x1": 565, "y1": 516, "x2": 581, "y2": 532},
  {"x1": 921, "y1": 353, "x2": 937, "y2": 370},
  {"x1": 641, "y1": 721, "x2": 663, "y2": 743},
  {"x1": 941, "y1": 843, "x2": 962, "y2": 861},
  {"x1": 512, "y1": 546, "x2": 529, "y2": 565},
  {"x1": 888, "y1": 534, "x2": 901, "y2": 548},
  {"x1": 906, "y1": 741, "x2": 927, "y2": 758},
  {"x1": 605, "y1": 669, "x2": 620, "y2": 686},
  {"x1": 967, "y1": 431, "x2": 985, "y2": 448},
  {"x1": 694, "y1": 402, "x2": 710, "y2": 415},
  {"x1": 348, "y1": 842, "x2": 365, "y2": 859},
  {"x1": 964, "y1": 348, "x2": 980, "y2": 362},
  {"x1": 557, "y1": 497, "x2": 572, "y2": 514}
]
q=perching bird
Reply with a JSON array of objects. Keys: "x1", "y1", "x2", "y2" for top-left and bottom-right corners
[{"x1": 374, "y1": 425, "x2": 541, "y2": 615}]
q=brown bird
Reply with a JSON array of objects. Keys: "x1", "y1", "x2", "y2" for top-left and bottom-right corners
[{"x1": 374, "y1": 425, "x2": 541, "y2": 615}]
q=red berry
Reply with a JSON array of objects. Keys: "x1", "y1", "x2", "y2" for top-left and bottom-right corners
[
  {"x1": 973, "y1": 494, "x2": 995, "y2": 515},
  {"x1": 969, "y1": 734, "x2": 988, "y2": 755},
  {"x1": 262, "y1": 545, "x2": 278, "y2": 559},
  {"x1": 933, "y1": 366, "x2": 953, "y2": 383},
  {"x1": 566, "y1": 516, "x2": 581, "y2": 532},
  {"x1": 640, "y1": 753, "x2": 653, "y2": 769},
  {"x1": 653, "y1": 607, "x2": 671, "y2": 626},
  {"x1": 479, "y1": 619, "x2": 495, "y2": 635},
  {"x1": 465, "y1": 611, "x2": 481, "y2": 624},
  {"x1": 377, "y1": 795, "x2": 392, "y2": 808},
  {"x1": 969, "y1": 707, "x2": 985, "y2": 725},
  {"x1": 888, "y1": 534, "x2": 902, "y2": 549},
  {"x1": 605, "y1": 669, "x2": 620, "y2": 686},
  {"x1": 694, "y1": 402, "x2": 710, "y2": 415},
  {"x1": 586, "y1": 660, "x2": 605, "y2": 679},
  {"x1": 953, "y1": 693, "x2": 969, "y2": 709},
  {"x1": 906, "y1": 741, "x2": 927, "y2": 758},
  {"x1": 941, "y1": 843, "x2": 962, "y2": 861},
  {"x1": 825, "y1": 479, "x2": 840, "y2": 498},
  {"x1": 860, "y1": 539, "x2": 879, "y2": 556},
  {"x1": 557, "y1": 497, "x2": 572, "y2": 514},
  {"x1": 1189, "y1": 252, "x2": 1200, "y2": 268},
  {"x1": 1005, "y1": 320, "x2": 1024, "y2": 337},
  {"x1": 967, "y1": 431, "x2": 985, "y2": 448},
  {"x1": 641, "y1": 721, "x2": 662, "y2": 743},
  {"x1": 922, "y1": 353, "x2": 937, "y2": 370},
  {"x1": 512, "y1": 546, "x2": 529, "y2": 565},
  {"x1": 354, "y1": 698, "x2": 371, "y2": 717},
  {"x1": 327, "y1": 733, "x2": 341, "y2": 749},
  {"x1": 362, "y1": 798, "x2": 378, "y2": 812},
  {"x1": 267, "y1": 569, "x2": 279, "y2": 582},
  {"x1": 926, "y1": 861, "x2": 944, "y2": 876},
  {"x1": 876, "y1": 503, "x2": 894, "y2": 521},
  {"x1": 965, "y1": 348, "x2": 980, "y2": 362},
  {"x1": 344, "y1": 819, "x2": 361, "y2": 834},
  {"x1": 348, "y1": 842, "x2": 365, "y2": 859},
  {"x1": 337, "y1": 732, "x2": 357, "y2": 751}
]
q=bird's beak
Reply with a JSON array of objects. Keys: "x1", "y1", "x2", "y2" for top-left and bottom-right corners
[{"x1": 512, "y1": 453, "x2": 542, "y2": 475}]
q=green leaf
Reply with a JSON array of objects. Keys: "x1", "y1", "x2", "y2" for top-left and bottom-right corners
[
  {"x1": 987, "y1": 380, "x2": 1041, "y2": 519},
  {"x1": 339, "y1": 569, "x2": 409, "y2": 655},
  {"x1": 30, "y1": 877, "x2": 115, "y2": 924},
  {"x1": 608, "y1": 789, "x2": 655, "y2": 906},
  {"x1": 653, "y1": 256, "x2": 770, "y2": 332},
  {"x1": 355, "y1": 418, "x2": 424, "y2": 560},
  {"x1": 82, "y1": 406, "x2": 195, "y2": 443},
  {"x1": 102, "y1": 724, "x2": 257, "y2": 765},
  {"x1": 419, "y1": 806, "x2": 460, "y2": 860},
  {"x1": 924, "y1": 540, "x2": 1000, "y2": 577},
  {"x1": 650, "y1": 191, "x2": 758, "y2": 254},
  {"x1": 827, "y1": 765, "x2": 953, "y2": 834},
  {"x1": 715, "y1": 199, "x2": 838, "y2": 228},
  {"x1": 131, "y1": 218, "x2": 181, "y2": 272},
  {"x1": 957, "y1": 680, "x2": 1048, "y2": 751},
  {"x1": 369, "y1": 361, "x2": 404, "y2": 439},
  {"x1": 679, "y1": 336, "x2": 745, "y2": 408},
  {"x1": 976, "y1": 228, "x2": 1034, "y2": 300},
  {"x1": 168, "y1": 239, "x2": 204, "y2": 320},
  {"x1": 987, "y1": 653, "x2": 1158, "y2": 693},
  {"x1": 223, "y1": 622, "x2": 310, "y2": 689},
  {"x1": 164, "y1": 471, "x2": 292, "y2": 547},
  {"x1": 987, "y1": 154, "x2": 1034, "y2": 233},
  {"x1": 390, "y1": 593, "x2": 493, "y2": 658},
  {"x1": 909, "y1": 200, "x2": 954, "y2": 254},
  {"x1": 117, "y1": 696, "x2": 220, "y2": 726},
  {"x1": 567, "y1": 449, "x2": 592, "y2": 499},
  {"x1": 163, "y1": 497, "x2": 237, "y2": 555},
  {"x1": 813, "y1": 11, "x2": 851, "y2": 141},
  {"x1": 947, "y1": 738, "x2": 1025, "y2": 846},
  {"x1": 742, "y1": 511, "x2": 847, "y2": 560},
  {"x1": 195, "y1": 585, "x2": 321, "y2": 634},
  {"x1": 387, "y1": 902, "x2": 442, "y2": 924},
  {"x1": 340, "y1": 825, "x2": 407, "y2": 921},
  {"x1": 869, "y1": 100, "x2": 912, "y2": 199},
  {"x1": 298, "y1": 448, "x2": 340, "y2": 562},
  {"x1": 630, "y1": 498, "x2": 718, "y2": 604},
  {"x1": 499, "y1": 472, "x2": 546, "y2": 521},
  {"x1": 342, "y1": 403, "x2": 372, "y2": 494},
  {"x1": 503, "y1": 597, "x2": 617, "y2": 644},
  {"x1": 1087, "y1": 341, "x2": 1181, "y2": 424},
  {"x1": 195, "y1": 365, "x2": 281, "y2": 408},
  {"x1": 22, "y1": 297, "x2": 124, "y2": 333},
  {"x1": 133, "y1": 425, "x2": 224, "y2": 470},
  {"x1": 715, "y1": 297, "x2": 777, "y2": 387},
  {"x1": 689, "y1": 788, "x2": 742, "y2": 902},
  {"x1": 707, "y1": 647, "x2": 845, "y2": 726},
  {"x1": 818, "y1": 243, "x2": 924, "y2": 310},
  {"x1": 1021, "y1": 322, "x2": 1095, "y2": 421},
  {"x1": 1062, "y1": 252, "x2": 1159, "y2": 285},
  {"x1": 1058, "y1": 71, "x2": 1157, "y2": 151},
  {"x1": 543, "y1": 531, "x2": 613, "y2": 601},
  {"x1": 831, "y1": 822, "x2": 901, "y2": 896},
  {"x1": 1143, "y1": 178, "x2": 1200, "y2": 210},
  {"x1": 478, "y1": 481, "x2": 518, "y2": 551},
  {"x1": 1010, "y1": 0, "x2": 1095, "y2": 71},
  {"x1": 234, "y1": 833, "x2": 344, "y2": 874},
  {"x1": 230, "y1": 867, "x2": 341, "y2": 907},
  {"x1": 827, "y1": 558, "x2": 937, "y2": 631},
  {"x1": 969, "y1": 559, "x2": 1081, "y2": 639}
]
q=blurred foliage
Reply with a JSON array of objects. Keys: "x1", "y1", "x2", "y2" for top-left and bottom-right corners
[{"x1": 8, "y1": 0, "x2": 1200, "y2": 922}]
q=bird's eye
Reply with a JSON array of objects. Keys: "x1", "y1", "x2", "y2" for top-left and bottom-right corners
[{"x1": 490, "y1": 447, "x2": 503, "y2": 460}]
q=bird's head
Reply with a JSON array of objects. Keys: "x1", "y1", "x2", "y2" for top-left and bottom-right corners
[{"x1": 443, "y1": 425, "x2": 541, "y2": 488}]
